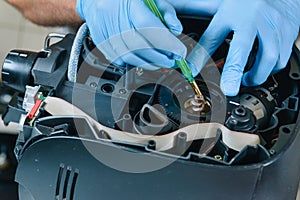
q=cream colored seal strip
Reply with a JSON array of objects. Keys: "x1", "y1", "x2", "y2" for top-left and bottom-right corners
[{"x1": 44, "y1": 97, "x2": 260, "y2": 152}]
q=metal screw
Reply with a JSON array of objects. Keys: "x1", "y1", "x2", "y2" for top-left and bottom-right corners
[
  {"x1": 98, "y1": 130, "x2": 110, "y2": 139},
  {"x1": 230, "y1": 119, "x2": 238, "y2": 125},
  {"x1": 90, "y1": 82, "x2": 98, "y2": 88},
  {"x1": 136, "y1": 67, "x2": 144, "y2": 76},
  {"x1": 191, "y1": 95, "x2": 204, "y2": 112},
  {"x1": 269, "y1": 149, "x2": 276, "y2": 155},
  {"x1": 119, "y1": 89, "x2": 127, "y2": 94}
]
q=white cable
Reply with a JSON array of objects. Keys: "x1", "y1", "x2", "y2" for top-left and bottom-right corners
[{"x1": 67, "y1": 23, "x2": 88, "y2": 82}]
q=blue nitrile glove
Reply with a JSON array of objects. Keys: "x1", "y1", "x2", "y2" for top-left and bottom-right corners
[
  {"x1": 76, "y1": 0, "x2": 186, "y2": 70},
  {"x1": 167, "y1": 0, "x2": 221, "y2": 17},
  {"x1": 183, "y1": 0, "x2": 300, "y2": 96}
]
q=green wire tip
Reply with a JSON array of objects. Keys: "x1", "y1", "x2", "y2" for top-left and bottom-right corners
[{"x1": 176, "y1": 60, "x2": 195, "y2": 83}]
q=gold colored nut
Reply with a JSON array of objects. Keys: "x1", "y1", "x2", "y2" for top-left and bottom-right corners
[{"x1": 214, "y1": 155, "x2": 223, "y2": 160}]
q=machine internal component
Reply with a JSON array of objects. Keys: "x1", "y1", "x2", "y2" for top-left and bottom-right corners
[
  {"x1": 1, "y1": 19, "x2": 299, "y2": 167},
  {"x1": 1, "y1": 17, "x2": 300, "y2": 200}
]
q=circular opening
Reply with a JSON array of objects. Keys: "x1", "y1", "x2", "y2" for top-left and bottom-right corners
[
  {"x1": 101, "y1": 83, "x2": 114, "y2": 93},
  {"x1": 178, "y1": 132, "x2": 187, "y2": 140},
  {"x1": 282, "y1": 127, "x2": 291, "y2": 134},
  {"x1": 147, "y1": 140, "x2": 156, "y2": 149},
  {"x1": 235, "y1": 107, "x2": 246, "y2": 116},
  {"x1": 148, "y1": 140, "x2": 156, "y2": 145},
  {"x1": 123, "y1": 114, "x2": 131, "y2": 120},
  {"x1": 291, "y1": 73, "x2": 300, "y2": 78}
]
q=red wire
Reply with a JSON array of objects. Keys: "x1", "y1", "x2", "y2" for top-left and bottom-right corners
[{"x1": 28, "y1": 99, "x2": 43, "y2": 119}]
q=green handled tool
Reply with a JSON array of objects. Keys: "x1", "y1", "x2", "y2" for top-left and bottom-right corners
[
  {"x1": 175, "y1": 59, "x2": 203, "y2": 96},
  {"x1": 143, "y1": 0, "x2": 166, "y2": 25},
  {"x1": 143, "y1": 0, "x2": 210, "y2": 111}
]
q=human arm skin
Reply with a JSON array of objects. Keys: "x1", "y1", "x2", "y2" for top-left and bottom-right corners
[{"x1": 5, "y1": 0, "x2": 83, "y2": 26}]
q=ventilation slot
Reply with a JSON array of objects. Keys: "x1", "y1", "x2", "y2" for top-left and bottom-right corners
[
  {"x1": 56, "y1": 164, "x2": 64, "y2": 199},
  {"x1": 70, "y1": 170, "x2": 79, "y2": 200},
  {"x1": 55, "y1": 164, "x2": 79, "y2": 200}
]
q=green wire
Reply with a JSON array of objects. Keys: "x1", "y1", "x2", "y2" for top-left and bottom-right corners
[
  {"x1": 175, "y1": 60, "x2": 195, "y2": 83},
  {"x1": 143, "y1": 0, "x2": 166, "y2": 25},
  {"x1": 143, "y1": 0, "x2": 195, "y2": 84}
]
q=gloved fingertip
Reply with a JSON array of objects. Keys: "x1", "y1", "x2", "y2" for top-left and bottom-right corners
[
  {"x1": 169, "y1": 25, "x2": 183, "y2": 36},
  {"x1": 221, "y1": 82, "x2": 240, "y2": 96},
  {"x1": 163, "y1": 12, "x2": 183, "y2": 36},
  {"x1": 169, "y1": 29, "x2": 182, "y2": 37},
  {"x1": 220, "y1": 76, "x2": 241, "y2": 97}
]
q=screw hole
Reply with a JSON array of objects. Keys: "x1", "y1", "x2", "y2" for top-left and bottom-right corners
[
  {"x1": 101, "y1": 83, "x2": 114, "y2": 93},
  {"x1": 291, "y1": 73, "x2": 300, "y2": 78},
  {"x1": 282, "y1": 127, "x2": 291, "y2": 134}
]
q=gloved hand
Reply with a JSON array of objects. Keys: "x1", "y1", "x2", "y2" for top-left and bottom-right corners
[
  {"x1": 76, "y1": 0, "x2": 186, "y2": 70},
  {"x1": 181, "y1": 0, "x2": 300, "y2": 96},
  {"x1": 167, "y1": 0, "x2": 221, "y2": 17}
]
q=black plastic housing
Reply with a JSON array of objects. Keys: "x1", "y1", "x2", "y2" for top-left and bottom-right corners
[
  {"x1": 2, "y1": 50, "x2": 39, "y2": 93},
  {"x1": 15, "y1": 116, "x2": 300, "y2": 200},
  {"x1": 1, "y1": 17, "x2": 299, "y2": 200}
]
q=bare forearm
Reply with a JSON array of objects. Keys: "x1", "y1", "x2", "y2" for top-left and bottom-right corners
[{"x1": 6, "y1": 0, "x2": 83, "y2": 26}]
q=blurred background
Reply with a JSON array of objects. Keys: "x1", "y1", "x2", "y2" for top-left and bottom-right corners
[
  {"x1": 0, "y1": 1, "x2": 60, "y2": 65},
  {"x1": 0, "y1": 1, "x2": 59, "y2": 199}
]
